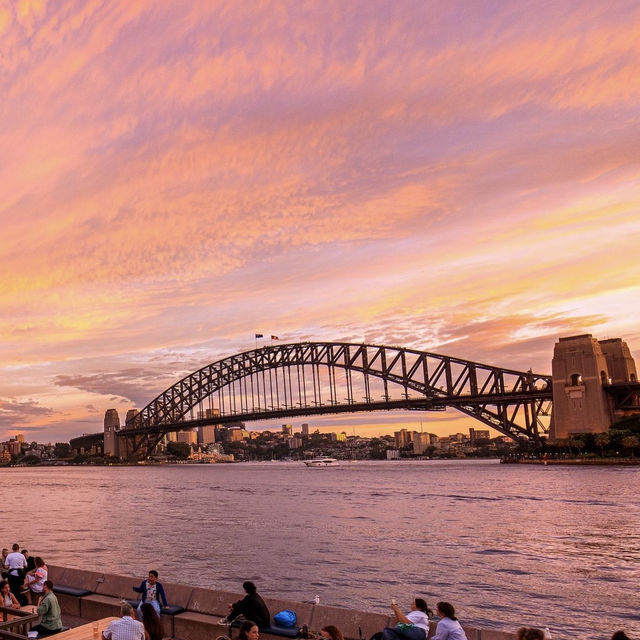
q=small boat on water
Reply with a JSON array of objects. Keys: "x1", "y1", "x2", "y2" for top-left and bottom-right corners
[{"x1": 304, "y1": 456, "x2": 340, "y2": 467}]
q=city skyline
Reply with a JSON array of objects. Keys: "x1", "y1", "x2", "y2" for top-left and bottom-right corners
[{"x1": 1, "y1": 1, "x2": 640, "y2": 441}]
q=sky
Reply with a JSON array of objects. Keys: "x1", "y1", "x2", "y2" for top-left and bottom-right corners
[{"x1": 1, "y1": 0, "x2": 639, "y2": 442}]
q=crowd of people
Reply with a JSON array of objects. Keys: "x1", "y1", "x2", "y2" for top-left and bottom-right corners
[
  {"x1": 1, "y1": 547, "x2": 166, "y2": 640},
  {"x1": 1, "y1": 553, "x2": 633, "y2": 640}
]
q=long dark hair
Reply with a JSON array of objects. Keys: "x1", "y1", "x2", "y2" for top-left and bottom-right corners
[
  {"x1": 414, "y1": 598, "x2": 433, "y2": 618},
  {"x1": 322, "y1": 626, "x2": 344, "y2": 640},
  {"x1": 140, "y1": 603, "x2": 164, "y2": 640},
  {"x1": 516, "y1": 629, "x2": 544, "y2": 640},
  {"x1": 436, "y1": 602, "x2": 457, "y2": 621},
  {"x1": 239, "y1": 620, "x2": 259, "y2": 640}
]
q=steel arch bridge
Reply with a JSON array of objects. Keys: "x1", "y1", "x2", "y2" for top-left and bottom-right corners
[{"x1": 123, "y1": 342, "x2": 552, "y2": 456}]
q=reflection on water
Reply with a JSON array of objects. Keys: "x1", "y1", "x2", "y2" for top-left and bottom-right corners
[{"x1": 1, "y1": 460, "x2": 639, "y2": 639}]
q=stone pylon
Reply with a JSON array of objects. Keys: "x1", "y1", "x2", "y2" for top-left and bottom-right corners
[
  {"x1": 550, "y1": 334, "x2": 637, "y2": 440},
  {"x1": 103, "y1": 408, "x2": 120, "y2": 457}
]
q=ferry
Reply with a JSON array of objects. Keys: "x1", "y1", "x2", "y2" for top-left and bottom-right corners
[{"x1": 304, "y1": 456, "x2": 340, "y2": 467}]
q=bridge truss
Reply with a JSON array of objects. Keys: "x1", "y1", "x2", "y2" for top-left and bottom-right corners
[{"x1": 123, "y1": 342, "x2": 552, "y2": 456}]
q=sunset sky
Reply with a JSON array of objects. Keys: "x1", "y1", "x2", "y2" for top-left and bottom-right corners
[{"x1": 1, "y1": 1, "x2": 639, "y2": 442}]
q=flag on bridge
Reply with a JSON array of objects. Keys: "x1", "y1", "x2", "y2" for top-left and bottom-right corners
[
  {"x1": 271, "y1": 335, "x2": 279, "y2": 340},
  {"x1": 255, "y1": 333, "x2": 264, "y2": 338}
]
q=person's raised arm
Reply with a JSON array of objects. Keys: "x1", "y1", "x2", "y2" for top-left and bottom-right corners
[{"x1": 391, "y1": 603, "x2": 411, "y2": 625}]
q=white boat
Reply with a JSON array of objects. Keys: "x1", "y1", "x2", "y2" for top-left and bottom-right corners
[{"x1": 304, "y1": 456, "x2": 340, "y2": 467}]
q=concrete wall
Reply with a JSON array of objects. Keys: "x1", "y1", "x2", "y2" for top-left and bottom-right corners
[{"x1": 48, "y1": 565, "x2": 517, "y2": 640}]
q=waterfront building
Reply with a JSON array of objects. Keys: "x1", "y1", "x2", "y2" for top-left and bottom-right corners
[
  {"x1": 386, "y1": 449, "x2": 401, "y2": 459},
  {"x1": 288, "y1": 436, "x2": 303, "y2": 449}
]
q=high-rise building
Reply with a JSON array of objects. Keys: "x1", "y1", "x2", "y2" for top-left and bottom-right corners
[
  {"x1": 104, "y1": 409, "x2": 120, "y2": 457},
  {"x1": 412, "y1": 432, "x2": 430, "y2": 454},
  {"x1": 394, "y1": 428, "x2": 414, "y2": 448},
  {"x1": 177, "y1": 429, "x2": 197, "y2": 444},
  {"x1": 301, "y1": 423, "x2": 309, "y2": 436},
  {"x1": 227, "y1": 427, "x2": 245, "y2": 442},
  {"x1": 282, "y1": 424, "x2": 293, "y2": 436},
  {"x1": 288, "y1": 436, "x2": 303, "y2": 449},
  {"x1": 198, "y1": 425, "x2": 216, "y2": 444}
]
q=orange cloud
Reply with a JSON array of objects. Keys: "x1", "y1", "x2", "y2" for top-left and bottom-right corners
[{"x1": 1, "y1": 1, "x2": 640, "y2": 439}]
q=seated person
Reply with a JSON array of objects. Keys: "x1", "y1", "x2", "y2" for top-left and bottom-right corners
[
  {"x1": 25, "y1": 557, "x2": 47, "y2": 604},
  {"x1": 103, "y1": 603, "x2": 145, "y2": 640},
  {"x1": 238, "y1": 620, "x2": 260, "y2": 640},
  {"x1": 22, "y1": 550, "x2": 37, "y2": 574},
  {"x1": 516, "y1": 630, "x2": 545, "y2": 640},
  {"x1": 321, "y1": 626, "x2": 345, "y2": 640},
  {"x1": 382, "y1": 598, "x2": 432, "y2": 640},
  {"x1": 1, "y1": 580, "x2": 21, "y2": 609},
  {"x1": 133, "y1": 570, "x2": 167, "y2": 618},
  {"x1": 1, "y1": 549, "x2": 9, "y2": 579},
  {"x1": 224, "y1": 581, "x2": 270, "y2": 629},
  {"x1": 31, "y1": 580, "x2": 62, "y2": 637}
]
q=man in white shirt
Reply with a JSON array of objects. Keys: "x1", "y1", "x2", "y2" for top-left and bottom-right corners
[
  {"x1": 102, "y1": 603, "x2": 145, "y2": 640},
  {"x1": 5, "y1": 543, "x2": 27, "y2": 605}
]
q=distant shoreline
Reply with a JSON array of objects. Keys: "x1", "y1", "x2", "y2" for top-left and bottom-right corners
[{"x1": 504, "y1": 458, "x2": 640, "y2": 466}]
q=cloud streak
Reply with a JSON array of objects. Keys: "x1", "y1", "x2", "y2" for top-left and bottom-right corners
[{"x1": 1, "y1": 0, "x2": 639, "y2": 439}]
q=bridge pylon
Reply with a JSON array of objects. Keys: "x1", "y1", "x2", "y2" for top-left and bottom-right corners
[{"x1": 550, "y1": 334, "x2": 638, "y2": 440}]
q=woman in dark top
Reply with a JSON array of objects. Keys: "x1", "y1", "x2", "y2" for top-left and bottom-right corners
[
  {"x1": 226, "y1": 581, "x2": 270, "y2": 629},
  {"x1": 140, "y1": 602, "x2": 164, "y2": 640}
]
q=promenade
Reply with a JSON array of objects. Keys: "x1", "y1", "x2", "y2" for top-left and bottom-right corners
[{"x1": 46, "y1": 565, "x2": 515, "y2": 640}]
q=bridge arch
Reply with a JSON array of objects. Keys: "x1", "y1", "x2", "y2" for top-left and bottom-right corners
[{"x1": 125, "y1": 342, "x2": 552, "y2": 451}]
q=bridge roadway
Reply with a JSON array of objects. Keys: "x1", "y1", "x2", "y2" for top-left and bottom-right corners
[
  {"x1": 604, "y1": 381, "x2": 640, "y2": 410},
  {"x1": 121, "y1": 390, "x2": 553, "y2": 437}
]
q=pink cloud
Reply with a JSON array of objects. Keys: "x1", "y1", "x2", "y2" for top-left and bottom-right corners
[{"x1": 1, "y1": 1, "x2": 639, "y2": 439}]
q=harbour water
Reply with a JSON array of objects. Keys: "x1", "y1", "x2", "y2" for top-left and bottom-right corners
[{"x1": 2, "y1": 459, "x2": 638, "y2": 639}]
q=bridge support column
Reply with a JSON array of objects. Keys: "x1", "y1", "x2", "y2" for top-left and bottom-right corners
[
  {"x1": 103, "y1": 409, "x2": 120, "y2": 458},
  {"x1": 550, "y1": 334, "x2": 612, "y2": 440},
  {"x1": 550, "y1": 334, "x2": 637, "y2": 440},
  {"x1": 599, "y1": 338, "x2": 637, "y2": 383}
]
